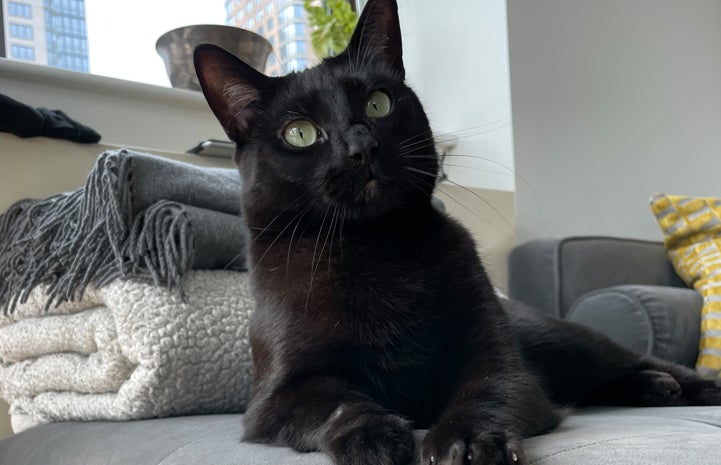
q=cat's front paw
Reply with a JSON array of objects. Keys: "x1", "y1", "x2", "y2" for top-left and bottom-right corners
[
  {"x1": 328, "y1": 410, "x2": 414, "y2": 465},
  {"x1": 420, "y1": 423, "x2": 523, "y2": 465}
]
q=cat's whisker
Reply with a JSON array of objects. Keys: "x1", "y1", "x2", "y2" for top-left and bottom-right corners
[
  {"x1": 398, "y1": 122, "x2": 511, "y2": 154},
  {"x1": 401, "y1": 153, "x2": 541, "y2": 213},
  {"x1": 396, "y1": 128, "x2": 433, "y2": 149},
  {"x1": 403, "y1": 169, "x2": 503, "y2": 233},
  {"x1": 442, "y1": 180, "x2": 516, "y2": 236},
  {"x1": 359, "y1": 27, "x2": 375, "y2": 72},
  {"x1": 339, "y1": 206, "x2": 347, "y2": 255},
  {"x1": 256, "y1": 202, "x2": 314, "y2": 267},
  {"x1": 250, "y1": 193, "x2": 310, "y2": 240},
  {"x1": 326, "y1": 206, "x2": 341, "y2": 271},
  {"x1": 222, "y1": 250, "x2": 247, "y2": 271},
  {"x1": 433, "y1": 184, "x2": 502, "y2": 232},
  {"x1": 397, "y1": 172, "x2": 430, "y2": 199},
  {"x1": 316, "y1": 206, "x2": 338, "y2": 276},
  {"x1": 354, "y1": 17, "x2": 369, "y2": 72},
  {"x1": 221, "y1": 146, "x2": 307, "y2": 272},
  {"x1": 306, "y1": 205, "x2": 331, "y2": 309},
  {"x1": 403, "y1": 166, "x2": 516, "y2": 236},
  {"x1": 404, "y1": 158, "x2": 512, "y2": 176},
  {"x1": 286, "y1": 203, "x2": 313, "y2": 277},
  {"x1": 395, "y1": 119, "x2": 508, "y2": 151}
]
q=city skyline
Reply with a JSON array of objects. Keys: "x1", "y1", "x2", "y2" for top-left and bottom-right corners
[
  {"x1": 0, "y1": 1, "x2": 352, "y2": 84},
  {"x1": 1, "y1": 0, "x2": 89, "y2": 72},
  {"x1": 224, "y1": 0, "x2": 318, "y2": 77}
]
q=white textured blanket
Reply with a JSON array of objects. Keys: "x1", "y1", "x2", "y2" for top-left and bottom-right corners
[{"x1": 0, "y1": 270, "x2": 254, "y2": 433}]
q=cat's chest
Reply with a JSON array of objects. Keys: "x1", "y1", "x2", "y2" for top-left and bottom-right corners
[{"x1": 250, "y1": 232, "x2": 439, "y2": 326}]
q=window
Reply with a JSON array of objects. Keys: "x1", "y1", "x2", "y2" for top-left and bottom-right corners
[
  {"x1": 4, "y1": 1, "x2": 285, "y2": 85},
  {"x1": 278, "y1": 4, "x2": 304, "y2": 24},
  {"x1": 49, "y1": 53, "x2": 88, "y2": 72},
  {"x1": 281, "y1": 40, "x2": 307, "y2": 60},
  {"x1": 8, "y1": 2, "x2": 32, "y2": 18},
  {"x1": 280, "y1": 22, "x2": 306, "y2": 42},
  {"x1": 11, "y1": 44, "x2": 36, "y2": 61},
  {"x1": 9, "y1": 23, "x2": 34, "y2": 40}
]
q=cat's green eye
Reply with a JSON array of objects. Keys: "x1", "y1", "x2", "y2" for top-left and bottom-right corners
[
  {"x1": 365, "y1": 91, "x2": 392, "y2": 118},
  {"x1": 283, "y1": 119, "x2": 319, "y2": 148}
]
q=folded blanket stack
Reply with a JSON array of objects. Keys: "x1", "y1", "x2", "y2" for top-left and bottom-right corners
[
  {"x1": 0, "y1": 271, "x2": 254, "y2": 432},
  {"x1": 0, "y1": 150, "x2": 255, "y2": 432}
]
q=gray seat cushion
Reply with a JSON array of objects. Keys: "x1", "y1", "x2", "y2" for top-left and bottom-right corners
[
  {"x1": 567, "y1": 285, "x2": 702, "y2": 366},
  {"x1": 1, "y1": 408, "x2": 720, "y2": 465},
  {"x1": 509, "y1": 237, "x2": 687, "y2": 318}
]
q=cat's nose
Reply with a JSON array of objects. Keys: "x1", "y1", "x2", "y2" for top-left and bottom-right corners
[{"x1": 346, "y1": 125, "x2": 378, "y2": 163}]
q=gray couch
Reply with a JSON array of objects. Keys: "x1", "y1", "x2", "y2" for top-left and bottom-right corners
[{"x1": 1, "y1": 236, "x2": 719, "y2": 464}]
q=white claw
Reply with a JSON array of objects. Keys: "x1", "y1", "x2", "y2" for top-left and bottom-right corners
[{"x1": 511, "y1": 451, "x2": 519, "y2": 462}]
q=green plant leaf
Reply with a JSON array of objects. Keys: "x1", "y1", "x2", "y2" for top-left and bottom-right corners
[{"x1": 303, "y1": 0, "x2": 358, "y2": 58}]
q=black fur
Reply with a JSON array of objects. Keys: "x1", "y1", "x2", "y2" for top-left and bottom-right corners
[{"x1": 194, "y1": 1, "x2": 721, "y2": 464}]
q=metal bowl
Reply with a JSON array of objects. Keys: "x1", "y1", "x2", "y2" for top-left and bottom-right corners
[{"x1": 156, "y1": 25, "x2": 272, "y2": 91}]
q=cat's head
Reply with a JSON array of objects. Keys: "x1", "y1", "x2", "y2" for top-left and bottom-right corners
[{"x1": 194, "y1": 0, "x2": 438, "y2": 225}]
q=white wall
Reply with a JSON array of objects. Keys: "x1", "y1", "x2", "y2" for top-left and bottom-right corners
[
  {"x1": 398, "y1": 0, "x2": 515, "y2": 191},
  {"x1": 508, "y1": 0, "x2": 721, "y2": 242}
]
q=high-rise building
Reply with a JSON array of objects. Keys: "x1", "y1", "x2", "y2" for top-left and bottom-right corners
[
  {"x1": 1, "y1": 0, "x2": 89, "y2": 72},
  {"x1": 225, "y1": 0, "x2": 318, "y2": 76}
]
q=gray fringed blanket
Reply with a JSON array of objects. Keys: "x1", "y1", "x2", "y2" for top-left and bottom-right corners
[
  {"x1": 0, "y1": 149, "x2": 247, "y2": 312},
  {"x1": 0, "y1": 149, "x2": 254, "y2": 430}
]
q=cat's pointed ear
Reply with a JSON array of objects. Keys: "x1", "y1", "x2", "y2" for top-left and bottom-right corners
[
  {"x1": 343, "y1": 0, "x2": 404, "y2": 78},
  {"x1": 194, "y1": 44, "x2": 269, "y2": 143}
]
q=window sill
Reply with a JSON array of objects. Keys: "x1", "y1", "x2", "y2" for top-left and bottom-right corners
[{"x1": 0, "y1": 58, "x2": 228, "y2": 153}]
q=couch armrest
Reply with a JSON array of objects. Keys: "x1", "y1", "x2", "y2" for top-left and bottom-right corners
[
  {"x1": 566, "y1": 285, "x2": 702, "y2": 367},
  {"x1": 509, "y1": 237, "x2": 687, "y2": 318}
]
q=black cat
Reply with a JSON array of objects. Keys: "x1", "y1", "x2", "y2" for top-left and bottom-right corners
[{"x1": 193, "y1": 1, "x2": 721, "y2": 464}]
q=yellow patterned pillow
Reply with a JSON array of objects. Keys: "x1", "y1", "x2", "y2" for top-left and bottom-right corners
[{"x1": 650, "y1": 193, "x2": 721, "y2": 378}]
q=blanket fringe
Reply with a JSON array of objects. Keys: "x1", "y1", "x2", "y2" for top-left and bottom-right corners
[{"x1": 0, "y1": 151, "x2": 192, "y2": 314}]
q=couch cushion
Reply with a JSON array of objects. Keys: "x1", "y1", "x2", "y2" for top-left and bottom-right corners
[
  {"x1": 525, "y1": 407, "x2": 721, "y2": 465},
  {"x1": 567, "y1": 285, "x2": 702, "y2": 365},
  {"x1": 1, "y1": 408, "x2": 720, "y2": 465},
  {"x1": 650, "y1": 193, "x2": 721, "y2": 377},
  {"x1": 508, "y1": 237, "x2": 685, "y2": 318}
]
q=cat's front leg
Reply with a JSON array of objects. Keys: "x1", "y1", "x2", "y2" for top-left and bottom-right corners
[
  {"x1": 417, "y1": 298, "x2": 559, "y2": 464},
  {"x1": 243, "y1": 375, "x2": 414, "y2": 465},
  {"x1": 418, "y1": 380, "x2": 544, "y2": 465},
  {"x1": 418, "y1": 372, "x2": 556, "y2": 465}
]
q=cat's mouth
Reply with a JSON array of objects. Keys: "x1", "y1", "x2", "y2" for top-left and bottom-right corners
[{"x1": 362, "y1": 177, "x2": 380, "y2": 201}]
